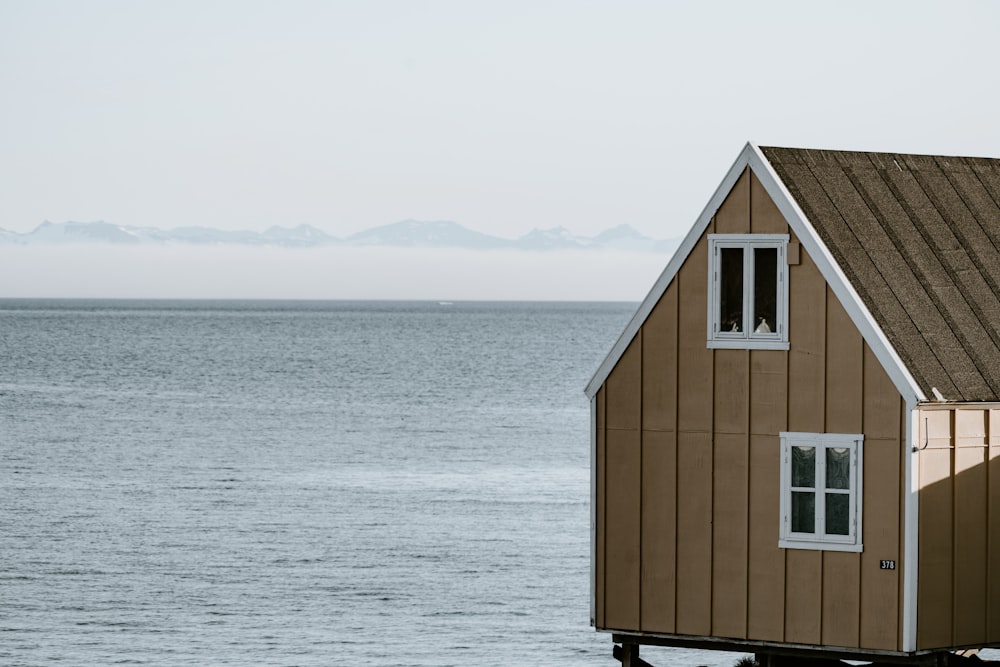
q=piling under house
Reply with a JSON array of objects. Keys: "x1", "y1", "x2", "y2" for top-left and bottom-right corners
[{"x1": 586, "y1": 144, "x2": 1000, "y2": 665}]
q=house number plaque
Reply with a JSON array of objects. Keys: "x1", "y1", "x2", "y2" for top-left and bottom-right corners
[{"x1": 880, "y1": 560, "x2": 896, "y2": 570}]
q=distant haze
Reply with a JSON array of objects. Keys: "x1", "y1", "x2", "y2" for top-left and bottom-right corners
[
  {"x1": 0, "y1": 219, "x2": 679, "y2": 253},
  {"x1": 0, "y1": 245, "x2": 668, "y2": 301},
  {"x1": 0, "y1": 218, "x2": 678, "y2": 300},
  {"x1": 0, "y1": 218, "x2": 677, "y2": 300}
]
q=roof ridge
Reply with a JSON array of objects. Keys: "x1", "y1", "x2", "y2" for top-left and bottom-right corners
[{"x1": 760, "y1": 145, "x2": 1000, "y2": 162}]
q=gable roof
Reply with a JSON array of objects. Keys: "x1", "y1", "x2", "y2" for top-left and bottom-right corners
[{"x1": 586, "y1": 143, "x2": 1000, "y2": 404}]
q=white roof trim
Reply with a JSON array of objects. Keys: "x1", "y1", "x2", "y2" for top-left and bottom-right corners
[{"x1": 585, "y1": 142, "x2": 925, "y2": 406}]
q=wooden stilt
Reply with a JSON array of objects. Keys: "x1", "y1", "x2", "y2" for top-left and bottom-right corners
[{"x1": 613, "y1": 643, "x2": 653, "y2": 667}]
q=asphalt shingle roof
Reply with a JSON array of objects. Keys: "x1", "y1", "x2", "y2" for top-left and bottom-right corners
[{"x1": 760, "y1": 146, "x2": 1000, "y2": 402}]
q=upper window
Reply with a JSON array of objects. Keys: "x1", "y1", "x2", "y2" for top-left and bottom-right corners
[
  {"x1": 779, "y1": 432, "x2": 863, "y2": 552},
  {"x1": 707, "y1": 234, "x2": 789, "y2": 349}
]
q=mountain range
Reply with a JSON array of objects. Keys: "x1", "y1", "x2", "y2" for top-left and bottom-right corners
[{"x1": 0, "y1": 219, "x2": 679, "y2": 253}]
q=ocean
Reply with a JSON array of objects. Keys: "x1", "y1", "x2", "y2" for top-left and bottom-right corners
[{"x1": 0, "y1": 299, "x2": 743, "y2": 666}]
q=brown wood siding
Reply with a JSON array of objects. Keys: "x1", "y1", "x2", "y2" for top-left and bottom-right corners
[
  {"x1": 787, "y1": 242, "x2": 826, "y2": 434},
  {"x1": 640, "y1": 284, "x2": 678, "y2": 632},
  {"x1": 716, "y1": 168, "x2": 750, "y2": 234},
  {"x1": 641, "y1": 429, "x2": 676, "y2": 632},
  {"x1": 784, "y1": 238, "x2": 826, "y2": 646},
  {"x1": 643, "y1": 283, "x2": 677, "y2": 433},
  {"x1": 747, "y1": 432, "x2": 785, "y2": 641},
  {"x1": 594, "y1": 167, "x2": 905, "y2": 652},
  {"x1": 675, "y1": 228, "x2": 714, "y2": 637},
  {"x1": 712, "y1": 343, "x2": 750, "y2": 640},
  {"x1": 676, "y1": 431, "x2": 713, "y2": 636},
  {"x1": 604, "y1": 426, "x2": 641, "y2": 629},
  {"x1": 603, "y1": 336, "x2": 642, "y2": 629},
  {"x1": 860, "y1": 345, "x2": 903, "y2": 650},
  {"x1": 819, "y1": 291, "x2": 863, "y2": 648},
  {"x1": 822, "y1": 552, "x2": 860, "y2": 647},
  {"x1": 712, "y1": 431, "x2": 749, "y2": 639},
  {"x1": 751, "y1": 170, "x2": 788, "y2": 234},
  {"x1": 917, "y1": 405, "x2": 1000, "y2": 650}
]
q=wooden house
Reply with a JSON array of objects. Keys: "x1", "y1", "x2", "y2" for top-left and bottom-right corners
[{"x1": 586, "y1": 144, "x2": 1000, "y2": 664}]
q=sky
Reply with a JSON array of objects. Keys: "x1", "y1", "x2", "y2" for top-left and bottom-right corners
[{"x1": 2, "y1": 1, "x2": 999, "y2": 299}]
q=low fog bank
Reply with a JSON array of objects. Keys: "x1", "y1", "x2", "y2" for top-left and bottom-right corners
[{"x1": 0, "y1": 245, "x2": 670, "y2": 301}]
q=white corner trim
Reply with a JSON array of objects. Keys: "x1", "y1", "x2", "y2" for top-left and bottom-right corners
[
  {"x1": 584, "y1": 143, "x2": 759, "y2": 398},
  {"x1": 746, "y1": 144, "x2": 926, "y2": 406},
  {"x1": 590, "y1": 395, "x2": 597, "y2": 627},
  {"x1": 902, "y1": 402, "x2": 919, "y2": 652}
]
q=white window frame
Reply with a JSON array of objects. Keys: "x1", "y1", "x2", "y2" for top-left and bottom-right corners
[
  {"x1": 779, "y1": 432, "x2": 863, "y2": 552},
  {"x1": 707, "y1": 234, "x2": 789, "y2": 350}
]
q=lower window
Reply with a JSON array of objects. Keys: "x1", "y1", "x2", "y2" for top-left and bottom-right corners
[{"x1": 779, "y1": 432, "x2": 863, "y2": 552}]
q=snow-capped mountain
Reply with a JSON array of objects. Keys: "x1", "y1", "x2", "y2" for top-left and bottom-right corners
[
  {"x1": 260, "y1": 224, "x2": 338, "y2": 247},
  {"x1": 25, "y1": 220, "x2": 145, "y2": 245},
  {"x1": 0, "y1": 219, "x2": 679, "y2": 253},
  {"x1": 515, "y1": 226, "x2": 587, "y2": 250},
  {"x1": 346, "y1": 219, "x2": 510, "y2": 249},
  {"x1": 589, "y1": 223, "x2": 679, "y2": 253}
]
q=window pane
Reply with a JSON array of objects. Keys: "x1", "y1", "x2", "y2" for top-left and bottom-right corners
[
  {"x1": 791, "y1": 446, "x2": 815, "y2": 487},
  {"x1": 792, "y1": 491, "x2": 815, "y2": 533},
  {"x1": 826, "y1": 447, "x2": 850, "y2": 490},
  {"x1": 753, "y1": 247, "x2": 777, "y2": 334},
  {"x1": 720, "y1": 247, "x2": 743, "y2": 332},
  {"x1": 826, "y1": 493, "x2": 850, "y2": 535}
]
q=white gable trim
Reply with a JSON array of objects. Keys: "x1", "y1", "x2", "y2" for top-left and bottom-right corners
[{"x1": 585, "y1": 142, "x2": 925, "y2": 407}]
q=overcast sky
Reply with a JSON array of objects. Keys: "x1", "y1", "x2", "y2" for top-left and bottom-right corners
[{"x1": 2, "y1": 1, "x2": 999, "y2": 299}]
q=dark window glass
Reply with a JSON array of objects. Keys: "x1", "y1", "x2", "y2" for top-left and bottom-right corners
[
  {"x1": 753, "y1": 247, "x2": 777, "y2": 334},
  {"x1": 826, "y1": 493, "x2": 850, "y2": 535},
  {"x1": 720, "y1": 247, "x2": 743, "y2": 332},
  {"x1": 826, "y1": 447, "x2": 850, "y2": 490},
  {"x1": 791, "y1": 446, "x2": 815, "y2": 487},
  {"x1": 791, "y1": 491, "x2": 815, "y2": 533}
]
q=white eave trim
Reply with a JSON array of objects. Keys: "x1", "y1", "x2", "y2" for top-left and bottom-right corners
[{"x1": 585, "y1": 142, "x2": 925, "y2": 408}]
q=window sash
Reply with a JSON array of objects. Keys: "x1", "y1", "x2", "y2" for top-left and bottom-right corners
[
  {"x1": 779, "y1": 433, "x2": 863, "y2": 552},
  {"x1": 708, "y1": 235, "x2": 788, "y2": 350}
]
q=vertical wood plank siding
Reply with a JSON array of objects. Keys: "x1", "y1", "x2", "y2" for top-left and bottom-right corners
[
  {"x1": 603, "y1": 338, "x2": 642, "y2": 630},
  {"x1": 917, "y1": 405, "x2": 1000, "y2": 650},
  {"x1": 594, "y1": 167, "x2": 905, "y2": 651},
  {"x1": 861, "y1": 345, "x2": 902, "y2": 650},
  {"x1": 641, "y1": 285, "x2": 678, "y2": 632},
  {"x1": 675, "y1": 229, "x2": 714, "y2": 636}
]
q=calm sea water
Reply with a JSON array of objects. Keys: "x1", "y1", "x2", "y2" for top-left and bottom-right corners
[{"x1": 1, "y1": 299, "x2": 743, "y2": 666}]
